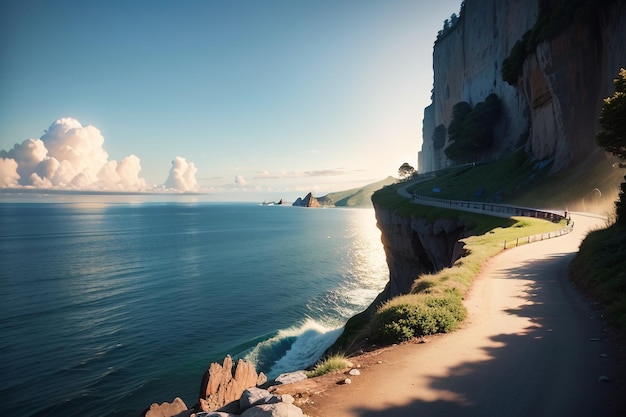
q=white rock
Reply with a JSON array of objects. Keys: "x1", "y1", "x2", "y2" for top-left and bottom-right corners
[
  {"x1": 240, "y1": 402, "x2": 304, "y2": 417},
  {"x1": 348, "y1": 369, "x2": 361, "y2": 376},
  {"x1": 240, "y1": 387, "x2": 278, "y2": 411},
  {"x1": 275, "y1": 370, "x2": 308, "y2": 385},
  {"x1": 280, "y1": 394, "x2": 295, "y2": 404},
  {"x1": 343, "y1": 378, "x2": 352, "y2": 385}
]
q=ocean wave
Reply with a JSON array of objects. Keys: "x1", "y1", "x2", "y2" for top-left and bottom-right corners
[{"x1": 243, "y1": 318, "x2": 344, "y2": 379}]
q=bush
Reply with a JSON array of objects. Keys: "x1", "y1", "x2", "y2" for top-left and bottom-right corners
[
  {"x1": 371, "y1": 293, "x2": 467, "y2": 344},
  {"x1": 306, "y1": 354, "x2": 352, "y2": 378}
]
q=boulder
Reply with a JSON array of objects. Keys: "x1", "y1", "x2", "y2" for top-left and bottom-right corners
[
  {"x1": 144, "y1": 397, "x2": 189, "y2": 417},
  {"x1": 239, "y1": 387, "x2": 280, "y2": 411},
  {"x1": 240, "y1": 402, "x2": 304, "y2": 417},
  {"x1": 199, "y1": 356, "x2": 263, "y2": 412},
  {"x1": 274, "y1": 371, "x2": 308, "y2": 385},
  {"x1": 279, "y1": 394, "x2": 294, "y2": 405}
]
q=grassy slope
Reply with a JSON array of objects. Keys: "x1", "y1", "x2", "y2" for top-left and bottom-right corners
[
  {"x1": 407, "y1": 148, "x2": 623, "y2": 213},
  {"x1": 321, "y1": 176, "x2": 396, "y2": 208}
]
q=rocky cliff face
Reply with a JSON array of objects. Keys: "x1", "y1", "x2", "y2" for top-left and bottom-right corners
[
  {"x1": 292, "y1": 192, "x2": 323, "y2": 207},
  {"x1": 419, "y1": 0, "x2": 626, "y2": 174},
  {"x1": 367, "y1": 203, "x2": 467, "y2": 309}
]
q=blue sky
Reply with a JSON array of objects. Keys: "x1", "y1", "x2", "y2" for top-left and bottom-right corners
[{"x1": 0, "y1": 0, "x2": 461, "y2": 201}]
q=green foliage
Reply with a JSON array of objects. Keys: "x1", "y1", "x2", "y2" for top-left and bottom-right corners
[
  {"x1": 447, "y1": 102, "x2": 472, "y2": 143},
  {"x1": 596, "y1": 68, "x2": 626, "y2": 160},
  {"x1": 502, "y1": 31, "x2": 532, "y2": 85},
  {"x1": 444, "y1": 94, "x2": 502, "y2": 163},
  {"x1": 571, "y1": 224, "x2": 626, "y2": 329},
  {"x1": 398, "y1": 163, "x2": 416, "y2": 180},
  {"x1": 596, "y1": 68, "x2": 626, "y2": 224},
  {"x1": 432, "y1": 124, "x2": 447, "y2": 150},
  {"x1": 306, "y1": 354, "x2": 352, "y2": 378},
  {"x1": 371, "y1": 293, "x2": 466, "y2": 344}
]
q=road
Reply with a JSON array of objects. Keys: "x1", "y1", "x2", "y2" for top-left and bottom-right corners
[{"x1": 304, "y1": 213, "x2": 624, "y2": 416}]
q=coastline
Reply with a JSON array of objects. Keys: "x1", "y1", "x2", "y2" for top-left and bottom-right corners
[{"x1": 272, "y1": 213, "x2": 626, "y2": 417}]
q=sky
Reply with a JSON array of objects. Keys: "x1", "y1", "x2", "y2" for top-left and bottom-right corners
[{"x1": 0, "y1": 0, "x2": 462, "y2": 201}]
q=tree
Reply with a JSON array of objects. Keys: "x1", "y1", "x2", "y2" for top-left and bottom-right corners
[
  {"x1": 597, "y1": 68, "x2": 626, "y2": 160},
  {"x1": 444, "y1": 95, "x2": 502, "y2": 163},
  {"x1": 398, "y1": 163, "x2": 416, "y2": 180},
  {"x1": 432, "y1": 124, "x2": 446, "y2": 150},
  {"x1": 596, "y1": 68, "x2": 626, "y2": 224}
]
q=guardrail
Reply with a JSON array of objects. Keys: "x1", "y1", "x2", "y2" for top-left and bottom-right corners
[
  {"x1": 503, "y1": 222, "x2": 574, "y2": 249},
  {"x1": 410, "y1": 194, "x2": 567, "y2": 222},
  {"x1": 407, "y1": 193, "x2": 573, "y2": 249}
]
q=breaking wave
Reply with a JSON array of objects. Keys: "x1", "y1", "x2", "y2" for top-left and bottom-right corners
[{"x1": 243, "y1": 318, "x2": 344, "y2": 379}]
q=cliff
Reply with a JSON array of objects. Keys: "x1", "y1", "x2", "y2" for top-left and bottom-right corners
[
  {"x1": 419, "y1": 0, "x2": 626, "y2": 174},
  {"x1": 365, "y1": 203, "x2": 468, "y2": 311}
]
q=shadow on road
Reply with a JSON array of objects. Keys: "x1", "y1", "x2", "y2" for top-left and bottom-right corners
[{"x1": 349, "y1": 253, "x2": 625, "y2": 417}]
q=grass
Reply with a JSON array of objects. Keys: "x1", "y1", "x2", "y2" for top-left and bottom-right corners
[
  {"x1": 305, "y1": 354, "x2": 353, "y2": 378},
  {"x1": 571, "y1": 222, "x2": 626, "y2": 329},
  {"x1": 394, "y1": 148, "x2": 622, "y2": 214}
]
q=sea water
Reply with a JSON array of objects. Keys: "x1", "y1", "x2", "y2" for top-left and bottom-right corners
[{"x1": 0, "y1": 201, "x2": 388, "y2": 416}]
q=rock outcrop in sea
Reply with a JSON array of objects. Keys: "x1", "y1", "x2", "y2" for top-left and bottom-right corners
[{"x1": 292, "y1": 193, "x2": 326, "y2": 207}]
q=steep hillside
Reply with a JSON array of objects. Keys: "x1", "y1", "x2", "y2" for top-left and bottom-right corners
[
  {"x1": 323, "y1": 176, "x2": 396, "y2": 207},
  {"x1": 292, "y1": 177, "x2": 397, "y2": 208}
]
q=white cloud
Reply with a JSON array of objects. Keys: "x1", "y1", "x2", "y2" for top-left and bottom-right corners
[
  {"x1": 0, "y1": 158, "x2": 20, "y2": 187},
  {"x1": 0, "y1": 117, "x2": 199, "y2": 193},
  {"x1": 164, "y1": 156, "x2": 199, "y2": 192}
]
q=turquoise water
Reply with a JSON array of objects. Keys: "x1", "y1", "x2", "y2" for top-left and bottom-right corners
[{"x1": 0, "y1": 201, "x2": 388, "y2": 416}]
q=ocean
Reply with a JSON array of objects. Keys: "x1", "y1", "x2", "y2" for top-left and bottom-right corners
[{"x1": 0, "y1": 200, "x2": 388, "y2": 416}]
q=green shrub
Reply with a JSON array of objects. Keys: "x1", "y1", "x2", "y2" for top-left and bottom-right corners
[{"x1": 371, "y1": 293, "x2": 467, "y2": 344}]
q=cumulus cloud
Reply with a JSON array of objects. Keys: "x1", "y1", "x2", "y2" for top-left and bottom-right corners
[
  {"x1": 0, "y1": 158, "x2": 20, "y2": 187},
  {"x1": 164, "y1": 156, "x2": 199, "y2": 192},
  {"x1": 0, "y1": 117, "x2": 199, "y2": 193}
]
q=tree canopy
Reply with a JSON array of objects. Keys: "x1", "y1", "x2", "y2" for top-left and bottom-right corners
[
  {"x1": 596, "y1": 68, "x2": 626, "y2": 224},
  {"x1": 597, "y1": 68, "x2": 626, "y2": 160},
  {"x1": 444, "y1": 94, "x2": 502, "y2": 163},
  {"x1": 432, "y1": 124, "x2": 446, "y2": 150},
  {"x1": 398, "y1": 163, "x2": 416, "y2": 179}
]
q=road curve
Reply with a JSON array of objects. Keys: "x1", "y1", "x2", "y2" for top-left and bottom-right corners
[{"x1": 305, "y1": 213, "x2": 623, "y2": 417}]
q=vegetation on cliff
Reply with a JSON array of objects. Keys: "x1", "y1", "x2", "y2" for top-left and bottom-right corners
[
  {"x1": 501, "y1": 0, "x2": 617, "y2": 85},
  {"x1": 444, "y1": 94, "x2": 502, "y2": 163}
]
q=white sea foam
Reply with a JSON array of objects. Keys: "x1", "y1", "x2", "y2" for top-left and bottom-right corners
[{"x1": 244, "y1": 318, "x2": 344, "y2": 379}]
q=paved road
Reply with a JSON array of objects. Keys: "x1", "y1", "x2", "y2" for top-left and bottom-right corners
[{"x1": 307, "y1": 213, "x2": 623, "y2": 416}]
